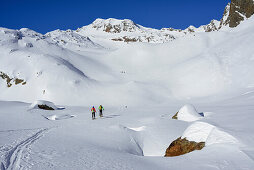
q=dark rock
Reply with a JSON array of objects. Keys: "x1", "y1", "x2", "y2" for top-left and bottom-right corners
[
  {"x1": 14, "y1": 78, "x2": 24, "y2": 85},
  {"x1": 38, "y1": 104, "x2": 55, "y2": 110},
  {"x1": 172, "y1": 112, "x2": 178, "y2": 120},
  {"x1": 0, "y1": 71, "x2": 26, "y2": 87},
  {"x1": 165, "y1": 137, "x2": 205, "y2": 157},
  {"x1": 122, "y1": 36, "x2": 138, "y2": 42},
  {"x1": 112, "y1": 38, "x2": 123, "y2": 41},
  {"x1": 0, "y1": 71, "x2": 12, "y2": 87},
  {"x1": 227, "y1": 0, "x2": 254, "y2": 28}
]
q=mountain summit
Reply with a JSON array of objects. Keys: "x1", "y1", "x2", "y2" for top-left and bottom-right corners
[{"x1": 89, "y1": 18, "x2": 141, "y2": 33}]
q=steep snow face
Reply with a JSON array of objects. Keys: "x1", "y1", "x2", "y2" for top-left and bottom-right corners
[{"x1": 219, "y1": 3, "x2": 231, "y2": 28}]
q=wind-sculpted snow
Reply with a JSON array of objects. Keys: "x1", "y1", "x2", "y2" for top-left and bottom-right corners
[{"x1": 181, "y1": 122, "x2": 238, "y2": 146}]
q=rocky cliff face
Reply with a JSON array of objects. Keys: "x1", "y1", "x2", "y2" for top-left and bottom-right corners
[{"x1": 222, "y1": 0, "x2": 254, "y2": 28}]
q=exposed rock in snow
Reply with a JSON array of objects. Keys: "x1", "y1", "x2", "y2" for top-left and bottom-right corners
[
  {"x1": 165, "y1": 121, "x2": 238, "y2": 157},
  {"x1": 164, "y1": 137, "x2": 205, "y2": 157},
  {"x1": 172, "y1": 104, "x2": 203, "y2": 122},
  {"x1": 30, "y1": 100, "x2": 58, "y2": 110},
  {"x1": 0, "y1": 71, "x2": 26, "y2": 87},
  {"x1": 202, "y1": 20, "x2": 221, "y2": 32}
]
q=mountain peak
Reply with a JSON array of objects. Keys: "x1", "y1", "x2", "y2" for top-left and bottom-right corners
[
  {"x1": 92, "y1": 18, "x2": 135, "y2": 25},
  {"x1": 88, "y1": 18, "x2": 140, "y2": 33}
]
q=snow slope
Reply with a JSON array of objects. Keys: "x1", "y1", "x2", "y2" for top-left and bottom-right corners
[{"x1": 1, "y1": 16, "x2": 254, "y2": 106}]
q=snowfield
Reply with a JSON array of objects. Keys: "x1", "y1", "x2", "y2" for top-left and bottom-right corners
[
  {"x1": 1, "y1": 11, "x2": 254, "y2": 170},
  {"x1": 1, "y1": 98, "x2": 254, "y2": 170}
]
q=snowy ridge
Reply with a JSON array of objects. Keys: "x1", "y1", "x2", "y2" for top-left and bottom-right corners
[
  {"x1": 45, "y1": 29, "x2": 103, "y2": 50},
  {"x1": 74, "y1": 17, "x2": 224, "y2": 44}
]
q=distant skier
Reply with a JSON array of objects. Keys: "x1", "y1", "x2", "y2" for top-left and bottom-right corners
[
  {"x1": 91, "y1": 106, "x2": 96, "y2": 120},
  {"x1": 98, "y1": 105, "x2": 104, "y2": 117}
]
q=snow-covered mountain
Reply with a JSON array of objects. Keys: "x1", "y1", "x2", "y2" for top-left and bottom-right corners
[{"x1": 1, "y1": 0, "x2": 254, "y2": 106}]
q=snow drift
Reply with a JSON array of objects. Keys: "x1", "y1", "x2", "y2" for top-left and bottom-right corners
[
  {"x1": 29, "y1": 100, "x2": 58, "y2": 110},
  {"x1": 174, "y1": 104, "x2": 203, "y2": 122},
  {"x1": 182, "y1": 122, "x2": 238, "y2": 146}
]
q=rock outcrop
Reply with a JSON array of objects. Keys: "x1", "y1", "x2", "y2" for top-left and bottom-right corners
[
  {"x1": 172, "y1": 111, "x2": 178, "y2": 120},
  {"x1": 165, "y1": 137, "x2": 205, "y2": 157},
  {"x1": 0, "y1": 71, "x2": 26, "y2": 87},
  {"x1": 221, "y1": 0, "x2": 254, "y2": 28},
  {"x1": 38, "y1": 104, "x2": 55, "y2": 110},
  {"x1": 203, "y1": 20, "x2": 220, "y2": 32}
]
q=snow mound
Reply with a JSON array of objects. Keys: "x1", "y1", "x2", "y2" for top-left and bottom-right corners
[
  {"x1": 29, "y1": 100, "x2": 58, "y2": 110},
  {"x1": 128, "y1": 126, "x2": 146, "y2": 132},
  {"x1": 177, "y1": 104, "x2": 203, "y2": 122},
  {"x1": 182, "y1": 122, "x2": 238, "y2": 146},
  {"x1": 46, "y1": 114, "x2": 75, "y2": 120}
]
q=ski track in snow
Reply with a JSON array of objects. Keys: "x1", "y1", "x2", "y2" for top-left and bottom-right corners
[{"x1": 0, "y1": 128, "x2": 49, "y2": 170}]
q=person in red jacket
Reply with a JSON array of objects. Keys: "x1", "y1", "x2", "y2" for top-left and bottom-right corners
[{"x1": 91, "y1": 106, "x2": 96, "y2": 120}]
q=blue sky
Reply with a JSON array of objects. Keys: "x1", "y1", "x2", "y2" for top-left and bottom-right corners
[{"x1": 0, "y1": 0, "x2": 230, "y2": 34}]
